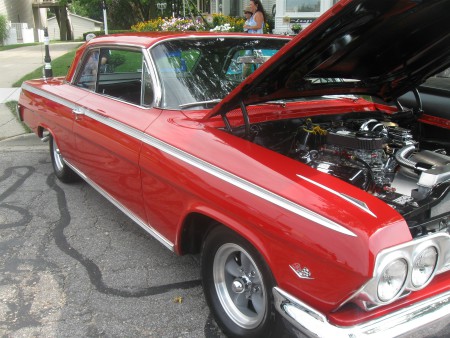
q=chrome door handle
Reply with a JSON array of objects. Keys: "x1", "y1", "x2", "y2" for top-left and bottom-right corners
[{"x1": 72, "y1": 108, "x2": 85, "y2": 116}]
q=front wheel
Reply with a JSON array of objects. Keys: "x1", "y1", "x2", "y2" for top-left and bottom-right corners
[
  {"x1": 49, "y1": 135, "x2": 79, "y2": 183},
  {"x1": 201, "y1": 226, "x2": 283, "y2": 337}
]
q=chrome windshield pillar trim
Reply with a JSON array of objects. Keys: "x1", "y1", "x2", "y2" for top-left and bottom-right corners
[
  {"x1": 65, "y1": 160, "x2": 174, "y2": 251},
  {"x1": 273, "y1": 286, "x2": 450, "y2": 338}
]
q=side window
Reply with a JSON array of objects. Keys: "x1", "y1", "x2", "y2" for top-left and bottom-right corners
[
  {"x1": 97, "y1": 48, "x2": 146, "y2": 105},
  {"x1": 75, "y1": 48, "x2": 155, "y2": 107},
  {"x1": 75, "y1": 49, "x2": 100, "y2": 91}
]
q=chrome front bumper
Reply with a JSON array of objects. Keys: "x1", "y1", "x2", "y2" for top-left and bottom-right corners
[{"x1": 273, "y1": 287, "x2": 450, "y2": 338}]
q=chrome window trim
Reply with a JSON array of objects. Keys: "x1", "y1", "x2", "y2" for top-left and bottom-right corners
[
  {"x1": 143, "y1": 47, "x2": 162, "y2": 107},
  {"x1": 72, "y1": 46, "x2": 100, "y2": 91},
  {"x1": 71, "y1": 44, "x2": 145, "y2": 86},
  {"x1": 20, "y1": 84, "x2": 356, "y2": 237}
]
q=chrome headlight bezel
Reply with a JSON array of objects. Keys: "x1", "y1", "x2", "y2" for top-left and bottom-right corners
[{"x1": 346, "y1": 233, "x2": 449, "y2": 311}]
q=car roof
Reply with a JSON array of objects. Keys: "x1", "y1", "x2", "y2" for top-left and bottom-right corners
[{"x1": 84, "y1": 31, "x2": 278, "y2": 49}]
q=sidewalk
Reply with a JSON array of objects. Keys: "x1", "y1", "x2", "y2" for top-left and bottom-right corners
[
  {"x1": 0, "y1": 88, "x2": 23, "y2": 141},
  {"x1": 0, "y1": 42, "x2": 81, "y2": 141}
]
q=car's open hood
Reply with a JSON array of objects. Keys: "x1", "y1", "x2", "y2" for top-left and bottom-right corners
[{"x1": 207, "y1": 0, "x2": 450, "y2": 118}]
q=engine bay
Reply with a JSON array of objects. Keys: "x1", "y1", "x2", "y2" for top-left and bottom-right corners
[{"x1": 237, "y1": 111, "x2": 450, "y2": 238}]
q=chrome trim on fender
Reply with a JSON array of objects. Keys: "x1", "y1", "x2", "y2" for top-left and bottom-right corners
[
  {"x1": 273, "y1": 287, "x2": 450, "y2": 338},
  {"x1": 297, "y1": 174, "x2": 377, "y2": 218},
  {"x1": 20, "y1": 84, "x2": 356, "y2": 237},
  {"x1": 22, "y1": 82, "x2": 78, "y2": 111},
  {"x1": 93, "y1": 110, "x2": 355, "y2": 236},
  {"x1": 64, "y1": 160, "x2": 174, "y2": 251}
]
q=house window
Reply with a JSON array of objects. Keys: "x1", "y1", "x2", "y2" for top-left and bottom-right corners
[
  {"x1": 199, "y1": 0, "x2": 211, "y2": 13},
  {"x1": 286, "y1": 0, "x2": 320, "y2": 12}
]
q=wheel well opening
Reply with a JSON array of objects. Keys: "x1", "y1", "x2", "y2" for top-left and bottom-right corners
[
  {"x1": 37, "y1": 126, "x2": 45, "y2": 138},
  {"x1": 180, "y1": 213, "x2": 217, "y2": 255}
]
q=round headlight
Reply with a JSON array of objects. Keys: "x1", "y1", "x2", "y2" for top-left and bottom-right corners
[
  {"x1": 412, "y1": 246, "x2": 438, "y2": 288},
  {"x1": 377, "y1": 259, "x2": 408, "y2": 302}
]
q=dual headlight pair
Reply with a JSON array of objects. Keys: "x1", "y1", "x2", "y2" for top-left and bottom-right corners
[
  {"x1": 352, "y1": 233, "x2": 448, "y2": 310},
  {"x1": 377, "y1": 245, "x2": 438, "y2": 302}
]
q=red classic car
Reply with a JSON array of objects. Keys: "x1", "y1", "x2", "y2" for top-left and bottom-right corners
[{"x1": 17, "y1": 0, "x2": 450, "y2": 337}]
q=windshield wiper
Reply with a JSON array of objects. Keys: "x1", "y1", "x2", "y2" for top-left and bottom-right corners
[
  {"x1": 179, "y1": 99, "x2": 222, "y2": 109},
  {"x1": 322, "y1": 95, "x2": 360, "y2": 102},
  {"x1": 266, "y1": 100, "x2": 287, "y2": 107}
]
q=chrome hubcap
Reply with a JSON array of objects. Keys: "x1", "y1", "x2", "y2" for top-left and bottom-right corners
[
  {"x1": 213, "y1": 243, "x2": 266, "y2": 329},
  {"x1": 231, "y1": 276, "x2": 251, "y2": 294},
  {"x1": 52, "y1": 138, "x2": 65, "y2": 171}
]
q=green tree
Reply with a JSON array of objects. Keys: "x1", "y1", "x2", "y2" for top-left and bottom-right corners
[
  {"x1": 69, "y1": 0, "x2": 204, "y2": 30},
  {"x1": 69, "y1": 0, "x2": 103, "y2": 22},
  {"x1": 70, "y1": 0, "x2": 155, "y2": 29}
]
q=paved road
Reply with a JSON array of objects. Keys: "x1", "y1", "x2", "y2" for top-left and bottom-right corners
[
  {"x1": 0, "y1": 42, "x2": 81, "y2": 87},
  {"x1": 0, "y1": 135, "x2": 225, "y2": 337},
  {"x1": 0, "y1": 42, "x2": 81, "y2": 141}
]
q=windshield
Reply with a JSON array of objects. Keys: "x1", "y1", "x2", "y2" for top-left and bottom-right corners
[{"x1": 150, "y1": 37, "x2": 289, "y2": 109}]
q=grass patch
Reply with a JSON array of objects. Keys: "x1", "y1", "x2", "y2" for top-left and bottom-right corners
[
  {"x1": 0, "y1": 42, "x2": 40, "y2": 51},
  {"x1": 0, "y1": 40, "x2": 84, "y2": 52},
  {"x1": 12, "y1": 48, "x2": 78, "y2": 87},
  {"x1": 5, "y1": 100, "x2": 32, "y2": 133}
]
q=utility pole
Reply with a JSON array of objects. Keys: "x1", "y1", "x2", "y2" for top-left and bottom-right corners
[{"x1": 102, "y1": 0, "x2": 108, "y2": 35}]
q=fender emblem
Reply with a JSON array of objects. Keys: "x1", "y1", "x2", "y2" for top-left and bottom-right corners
[{"x1": 290, "y1": 263, "x2": 314, "y2": 280}]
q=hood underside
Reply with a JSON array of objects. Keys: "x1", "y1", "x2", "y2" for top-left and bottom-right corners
[{"x1": 209, "y1": 0, "x2": 450, "y2": 117}]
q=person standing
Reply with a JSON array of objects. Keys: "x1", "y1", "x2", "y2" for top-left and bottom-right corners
[
  {"x1": 243, "y1": 6, "x2": 253, "y2": 32},
  {"x1": 243, "y1": 0, "x2": 267, "y2": 34}
]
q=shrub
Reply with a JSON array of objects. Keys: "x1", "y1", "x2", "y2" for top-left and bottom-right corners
[
  {"x1": 131, "y1": 15, "x2": 251, "y2": 33},
  {"x1": 131, "y1": 17, "x2": 206, "y2": 32},
  {"x1": 0, "y1": 14, "x2": 8, "y2": 45},
  {"x1": 109, "y1": 53, "x2": 125, "y2": 68}
]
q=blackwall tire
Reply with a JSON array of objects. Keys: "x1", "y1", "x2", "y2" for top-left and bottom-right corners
[
  {"x1": 49, "y1": 135, "x2": 79, "y2": 183},
  {"x1": 201, "y1": 226, "x2": 282, "y2": 337}
]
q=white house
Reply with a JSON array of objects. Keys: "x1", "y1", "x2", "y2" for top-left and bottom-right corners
[
  {"x1": 210, "y1": 0, "x2": 276, "y2": 18},
  {"x1": 0, "y1": 0, "x2": 47, "y2": 43},
  {"x1": 47, "y1": 12, "x2": 102, "y2": 40},
  {"x1": 273, "y1": 0, "x2": 340, "y2": 34},
  {"x1": 206, "y1": 0, "x2": 337, "y2": 34}
]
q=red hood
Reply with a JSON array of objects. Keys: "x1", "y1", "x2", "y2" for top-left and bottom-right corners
[{"x1": 206, "y1": 0, "x2": 450, "y2": 118}]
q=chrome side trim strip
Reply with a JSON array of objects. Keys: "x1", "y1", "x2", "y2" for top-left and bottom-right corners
[
  {"x1": 22, "y1": 84, "x2": 356, "y2": 237},
  {"x1": 273, "y1": 287, "x2": 450, "y2": 338},
  {"x1": 297, "y1": 174, "x2": 377, "y2": 218},
  {"x1": 64, "y1": 160, "x2": 174, "y2": 251},
  {"x1": 22, "y1": 82, "x2": 78, "y2": 111}
]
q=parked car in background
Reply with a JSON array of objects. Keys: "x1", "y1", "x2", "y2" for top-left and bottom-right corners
[{"x1": 17, "y1": 0, "x2": 450, "y2": 337}]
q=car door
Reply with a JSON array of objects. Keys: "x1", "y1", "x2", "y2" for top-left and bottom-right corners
[{"x1": 70, "y1": 46, "x2": 161, "y2": 223}]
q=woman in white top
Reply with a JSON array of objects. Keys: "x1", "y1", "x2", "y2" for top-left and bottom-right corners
[{"x1": 243, "y1": 0, "x2": 267, "y2": 34}]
